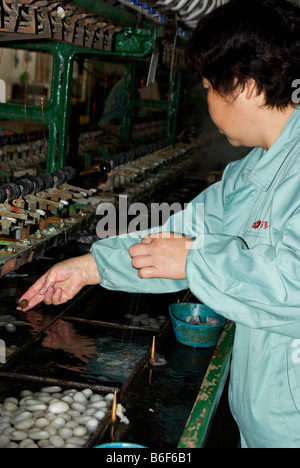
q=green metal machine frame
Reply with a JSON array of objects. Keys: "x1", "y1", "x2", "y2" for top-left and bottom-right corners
[
  {"x1": 0, "y1": 27, "x2": 182, "y2": 173},
  {"x1": 121, "y1": 61, "x2": 182, "y2": 141}
]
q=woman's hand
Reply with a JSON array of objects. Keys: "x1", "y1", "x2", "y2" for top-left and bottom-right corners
[
  {"x1": 18, "y1": 253, "x2": 100, "y2": 311},
  {"x1": 129, "y1": 232, "x2": 193, "y2": 280}
]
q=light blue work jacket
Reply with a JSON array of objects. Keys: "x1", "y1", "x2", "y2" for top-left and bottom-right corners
[{"x1": 91, "y1": 106, "x2": 300, "y2": 448}]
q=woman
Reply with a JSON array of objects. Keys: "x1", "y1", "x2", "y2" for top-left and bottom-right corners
[{"x1": 20, "y1": 0, "x2": 300, "y2": 448}]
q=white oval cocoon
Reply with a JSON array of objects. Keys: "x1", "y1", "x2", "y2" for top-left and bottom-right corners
[
  {"x1": 6, "y1": 442, "x2": 19, "y2": 448},
  {"x1": 0, "y1": 422, "x2": 12, "y2": 432},
  {"x1": 26, "y1": 404, "x2": 47, "y2": 412},
  {"x1": 71, "y1": 402, "x2": 86, "y2": 413},
  {"x1": 28, "y1": 429, "x2": 49, "y2": 440},
  {"x1": 90, "y1": 400, "x2": 107, "y2": 410},
  {"x1": 73, "y1": 392, "x2": 87, "y2": 404},
  {"x1": 47, "y1": 426, "x2": 57, "y2": 437},
  {"x1": 10, "y1": 430, "x2": 28, "y2": 441},
  {"x1": 66, "y1": 436, "x2": 85, "y2": 447},
  {"x1": 0, "y1": 434, "x2": 10, "y2": 448},
  {"x1": 82, "y1": 389, "x2": 93, "y2": 399},
  {"x1": 14, "y1": 418, "x2": 35, "y2": 431},
  {"x1": 49, "y1": 435, "x2": 65, "y2": 448},
  {"x1": 104, "y1": 393, "x2": 114, "y2": 402},
  {"x1": 58, "y1": 427, "x2": 73, "y2": 440},
  {"x1": 61, "y1": 396, "x2": 73, "y2": 405},
  {"x1": 51, "y1": 417, "x2": 65, "y2": 428},
  {"x1": 19, "y1": 438, "x2": 35, "y2": 448},
  {"x1": 48, "y1": 401, "x2": 70, "y2": 414},
  {"x1": 90, "y1": 394, "x2": 103, "y2": 403},
  {"x1": 41, "y1": 386, "x2": 62, "y2": 394},
  {"x1": 3, "y1": 401, "x2": 18, "y2": 412},
  {"x1": 93, "y1": 410, "x2": 106, "y2": 421},
  {"x1": 65, "y1": 420, "x2": 77, "y2": 429},
  {"x1": 35, "y1": 418, "x2": 49, "y2": 429},
  {"x1": 20, "y1": 390, "x2": 33, "y2": 398},
  {"x1": 73, "y1": 426, "x2": 87, "y2": 437}
]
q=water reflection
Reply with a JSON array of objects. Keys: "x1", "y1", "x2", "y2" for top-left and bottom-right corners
[{"x1": 24, "y1": 309, "x2": 97, "y2": 370}]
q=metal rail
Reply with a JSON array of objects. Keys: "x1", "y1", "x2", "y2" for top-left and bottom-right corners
[{"x1": 178, "y1": 321, "x2": 235, "y2": 448}]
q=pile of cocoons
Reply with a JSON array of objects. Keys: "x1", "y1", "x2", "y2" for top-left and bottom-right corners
[
  {"x1": 0, "y1": 386, "x2": 127, "y2": 448},
  {"x1": 125, "y1": 313, "x2": 167, "y2": 329}
]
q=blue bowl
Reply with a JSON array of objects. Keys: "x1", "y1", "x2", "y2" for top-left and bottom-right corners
[
  {"x1": 169, "y1": 303, "x2": 226, "y2": 348},
  {"x1": 94, "y1": 443, "x2": 147, "y2": 448}
]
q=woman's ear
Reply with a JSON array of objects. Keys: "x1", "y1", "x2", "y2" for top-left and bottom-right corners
[{"x1": 245, "y1": 79, "x2": 258, "y2": 100}]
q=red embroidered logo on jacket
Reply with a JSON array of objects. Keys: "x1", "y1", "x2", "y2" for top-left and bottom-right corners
[{"x1": 252, "y1": 220, "x2": 269, "y2": 230}]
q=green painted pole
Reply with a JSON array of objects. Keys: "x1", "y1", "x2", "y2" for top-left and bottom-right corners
[
  {"x1": 120, "y1": 63, "x2": 136, "y2": 141},
  {"x1": 45, "y1": 43, "x2": 75, "y2": 172},
  {"x1": 167, "y1": 68, "x2": 182, "y2": 137}
]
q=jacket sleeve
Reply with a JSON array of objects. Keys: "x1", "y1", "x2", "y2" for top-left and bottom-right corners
[
  {"x1": 186, "y1": 205, "x2": 300, "y2": 338},
  {"x1": 90, "y1": 165, "x2": 229, "y2": 294},
  {"x1": 90, "y1": 230, "x2": 188, "y2": 294}
]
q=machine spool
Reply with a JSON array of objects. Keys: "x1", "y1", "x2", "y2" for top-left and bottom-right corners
[
  {"x1": 127, "y1": 150, "x2": 136, "y2": 162},
  {"x1": 0, "y1": 187, "x2": 7, "y2": 203},
  {"x1": 1, "y1": 183, "x2": 21, "y2": 202},
  {"x1": 29, "y1": 176, "x2": 45, "y2": 195},
  {"x1": 51, "y1": 169, "x2": 67, "y2": 186},
  {"x1": 39, "y1": 173, "x2": 54, "y2": 190},
  {"x1": 62, "y1": 166, "x2": 76, "y2": 181},
  {"x1": 109, "y1": 137, "x2": 180, "y2": 169},
  {"x1": 16, "y1": 179, "x2": 34, "y2": 197},
  {"x1": 0, "y1": 167, "x2": 77, "y2": 204}
]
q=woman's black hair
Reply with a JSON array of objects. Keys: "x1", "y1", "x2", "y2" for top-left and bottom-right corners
[{"x1": 186, "y1": 0, "x2": 300, "y2": 108}]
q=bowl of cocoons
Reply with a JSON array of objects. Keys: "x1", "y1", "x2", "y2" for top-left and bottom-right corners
[
  {"x1": 0, "y1": 386, "x2": 123, "y2": 448},
  {"x1": 169, "y1": 303, "x2": 227, "y2": 348}
]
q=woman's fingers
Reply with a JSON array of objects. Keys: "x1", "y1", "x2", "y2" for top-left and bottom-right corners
[
  {"x1": 17, "y1": 293, "x2": 44, "y2": 312},
  {"x1": 17, "y1": 269, "x2": 61, "y2": 310},
  {"x1": 129, "y1": 243, "x2": 151, "y2": 258},
  {"x1": 140, "y1": 235, "x2": 154, "y2": 244},
  {"x1": 131, "y1": 254, "x2": 153, "y2": 270},
  {"x1": 137, "y1": 266, "x2": 159, "y2": 279},
  {"x1": 38, "y1": 272, "x2": 57, "y2": 295},
  {"x1": 17, "y1": 273, "x2": 49, "y2": 311},
  {"x1": 129, "y1": 232, "x2": 193, "y2": 280},
  {"x1": 51, "y1": 287, "x2": 63, "y2": 305}
]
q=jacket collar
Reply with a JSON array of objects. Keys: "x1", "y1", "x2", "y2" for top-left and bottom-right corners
[{"x1": 248, "y1": 106, "x2": 300, "y2": 191}]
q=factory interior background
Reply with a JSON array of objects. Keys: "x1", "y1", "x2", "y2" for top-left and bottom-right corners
[{"x1": 0, "y1": 0, "x2": 294, "y2": 450}]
